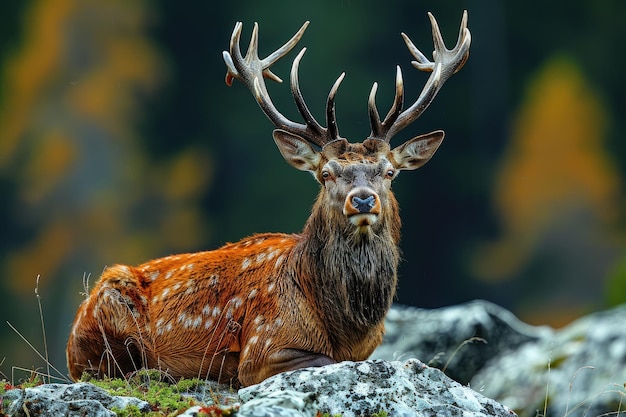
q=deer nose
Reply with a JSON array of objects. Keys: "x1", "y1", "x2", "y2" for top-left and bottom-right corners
[
  {"x1": 344, "y1": 189, "x2": 381, "y2": 217},
  {"x1": 352, "y1": 195, "x2": 376, "y2": 214}
]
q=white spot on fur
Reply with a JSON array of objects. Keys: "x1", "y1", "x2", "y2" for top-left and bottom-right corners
[
  {"x1": 266, "y1": 248, "x2": 281, "y2": 261},
  {"x1": 185, "y1": 279, "x2": 196, "y2": 295},
  {"x1": 187, "y1": 264, "x2": 194, "y2": 270},
  {"x1": 211, "y1": 306, "x2": 222, "y2": 317},
  {"x1": 171, "y1": 282, "x2": 182, "y2": 292},
  {"x1": 192, "y1": 316, "x2": 202, "y2": 328},
  {"x1": 204, "y1": 319, "x2": 213, "y2": 329},
  {"x1": 255, "y1": 252, "x2": 267, "y2": 264},
  {"x1": 267, "y1": 282, "x2": 275, "y2": 293},
  {"x1": 264, "y1": 338, "x2": 272, "y2": 348},
  {"x1": 165, "y1": 270, "x2": 174, "y2": 279},
  {"x1": 248, "y1": 289, "x2": 258, "y2": 299},
  {"x1": 254, "y1": 315, "x2": 265, "y2": 332},
  {"x1": 274, "y1": 254, "x2": 285, "y2": 269},
  {"x1": 161, "y1": 288, "x2": 170, "y2": 299},
  {"x1": 118, "y1": 265, "x2": 131, "y2": 274},
  {"x1": 229, "y1": 297, "x2": 243, "y2": 309},
  {"x1": 249, "y1": 335, "x2": 258, "y2": 345},
  {"x1": 165, "y1": 323, "x2": 173, "y2": 333},
  {"x1": 183, "y1": 317, "x2": 194, "y2": 328},
  {"x1": 241, "y1": 258, "x2": 252, "y2": 271},
  {"x1": 202, "y1": 304, "x2": 211, "y2": 315},
  {"x1": 255, "y1": 238, "x2": 266, "y2": 245},
  {"x1": 209, "y1": 275, "x2": 219, "y2": 286},
  {"x1": 149, "y1": 271, "x2": 160, "y2": 281}
]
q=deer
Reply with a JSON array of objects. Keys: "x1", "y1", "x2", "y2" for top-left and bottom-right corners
[{"x1": 66, "y1": 11, "x2": 470, "y2": 387}]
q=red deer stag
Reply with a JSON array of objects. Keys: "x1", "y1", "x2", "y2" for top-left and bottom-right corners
[{"x1": 66, "y1": 12, "x2": 471, "y2": 387}]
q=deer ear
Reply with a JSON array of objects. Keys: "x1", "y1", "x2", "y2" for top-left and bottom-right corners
[
  {"x1": 273, "y1": 129, "x2": 322, "y2": 172},
  {"x1": 390, "y1": 130, "x2": 445, "y2": 171}
]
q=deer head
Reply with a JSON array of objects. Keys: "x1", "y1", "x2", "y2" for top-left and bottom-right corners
[{"x1": 223, "y1": 12, "x2": 470, "y2": 238}]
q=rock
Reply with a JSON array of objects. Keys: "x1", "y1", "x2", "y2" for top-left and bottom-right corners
[
  {"x1": 376, "y1": 301, "x2": 626, "y2": 417},
  {"x1": 2, "y1": 382, "x2": 151, "y2": 417},
  {"x1": 238, "y1": 358, "x2": 517, "y2": 417},
  {"x1": 471, "y1": 305, "x2": 626, "y2": 417},
  {"x1": 372, "y1": 300, "x2": 552, "y2": 384},
  {"x1": 238, "y1": 390, "x2": 317, "y2": 417}
]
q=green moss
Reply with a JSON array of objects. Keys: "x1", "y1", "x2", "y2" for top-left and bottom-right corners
[
  {"x1": 85, "y1": 372, "x2": 195, "y2": 415},
  {"x1": 110, "y1": 404, "x2": 145, "y2": 417},
  {"x1": 81, "y1": 369, "x2": 241, "y2": 416}
]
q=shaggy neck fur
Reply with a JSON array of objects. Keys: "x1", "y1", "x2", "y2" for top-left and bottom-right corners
[{"x1": 294, "y1": 190, "x2": 402, "y2": 341}]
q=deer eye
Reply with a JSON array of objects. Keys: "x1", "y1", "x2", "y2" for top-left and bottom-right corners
[
  {"x1": 321, "y1": 171, "x2": 332, "y2": 181},
  {"x1": 385, "y1": 169, "x2": 395, "y2": 179}
]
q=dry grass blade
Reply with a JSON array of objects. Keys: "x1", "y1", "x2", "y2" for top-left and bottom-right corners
[
  {"x1": 34, "y1": 275, "x2": 50, "y2": 384},
  {"x1": 6, "y1": 321, "x2": 70, "y2": 384},
  {"x1": 442, "y1": 336, "x2": 487, "y2": 373}
]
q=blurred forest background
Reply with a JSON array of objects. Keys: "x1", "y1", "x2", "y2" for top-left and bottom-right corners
[{"x1": 1, "y1": 0, "x2": 625, "y2": 381}]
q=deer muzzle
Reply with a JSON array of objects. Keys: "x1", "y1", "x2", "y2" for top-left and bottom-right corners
[{"x1": 344, "y1": 188, "x2": 381, "y2": 227}]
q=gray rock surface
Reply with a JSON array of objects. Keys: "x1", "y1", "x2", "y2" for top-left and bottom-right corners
[
  {"x1": 471, "y1": 305, "x2": 626, "y2": 417},
  {"x1": 372, "y1": 300, "x2": 552, "y2": 384},
  {"x1": 2, "y1": 382, "x2": 151, "y2": 417},
  {"x1": 238, "y1": 358, "x2": 516, "y2": 417},
  {"x1": 376, "y1": 301, "x2": 626, "y2": 417}
]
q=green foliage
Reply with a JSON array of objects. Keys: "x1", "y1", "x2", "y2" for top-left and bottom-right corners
[
  {"x1": 110, "y1": 404, "x2": 145, "y2": 417},
  {"x1": 85, "y1": 372, "x2": 196, "y2": 415},
  {"x1": 82, "y1": 369, "x2": 237, "y2": 416}
]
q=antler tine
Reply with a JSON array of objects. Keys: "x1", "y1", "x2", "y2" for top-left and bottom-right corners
[
  {"x1": 326, "y1": 72, "x2": 345, "y2": 142},
  {"x1": 290, "y1": 48, "x2": 327, "y2": 146},
  {"x1": 224, "y1": 21, "x2": 339, "y2": 147},
  {"x1": 290, "y1": 48, "x2": 345, "y2": 145},
  {"x1": 372, "y1": 11, "x2": 471, "y2": 142},
  {"x1": 368, "y1": 66, "x2": 405, "y2": 142}
]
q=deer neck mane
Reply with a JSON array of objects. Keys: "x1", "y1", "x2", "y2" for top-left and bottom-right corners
[{"x1": 294, "y1": 193, "x2": 401, "y2": 334}]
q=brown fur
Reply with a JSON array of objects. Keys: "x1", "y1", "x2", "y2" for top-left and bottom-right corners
[{"x1": 65, "y1": 138, "x2": 420, "y2": 386}]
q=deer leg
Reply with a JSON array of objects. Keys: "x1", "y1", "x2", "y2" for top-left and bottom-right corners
[
  {"x1": 67, "y1": 265, "x2": 151, "y2": 381},
  {"x1": 268, "y1": 348, "x2": 336, "y2": 371},
  {"x1": 239, "y1": 348, "x2": 336, "y2": 386}
]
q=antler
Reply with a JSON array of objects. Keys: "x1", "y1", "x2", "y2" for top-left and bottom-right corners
[
  {"x1": 368, "y1": 10, "x2": 471, "y2": 143},
  {"x1": 223, "y1": 21, "x2": 344, "y2": 147}
]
